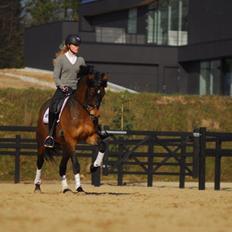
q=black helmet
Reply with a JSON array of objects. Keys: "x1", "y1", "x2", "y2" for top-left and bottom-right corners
[{"x1": 65, "y1": 34, "x2": 81, "y2": 46}]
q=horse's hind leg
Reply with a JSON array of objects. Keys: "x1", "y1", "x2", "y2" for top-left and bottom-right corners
[
  {"x1": 70, "y1": 153, "x2": 84, "y2": 193},
  {"x1": 59, "y1": 155, "x2": 71, "y2": 193},
  {"x1": 34, "y1": 153, "x2": 44, "y2": 192}
]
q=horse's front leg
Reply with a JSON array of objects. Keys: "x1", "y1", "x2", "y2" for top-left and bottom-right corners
[
  {"x1": 62, "y1": 136, "x2": 85, "y2": 193},
  {"x1": 70, "y1": 153, "x2": 85, "y2": 193},
  {"x1": 59, "y1": 155, "x2": 71, "y2": 193},
  {"x1": 90, "y1": 140, "x2": 106, "y2": 173}
]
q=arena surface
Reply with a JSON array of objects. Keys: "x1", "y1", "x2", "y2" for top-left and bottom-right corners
[{"x1": 0, "y1": 182, "x2": 231, "y2": 232}]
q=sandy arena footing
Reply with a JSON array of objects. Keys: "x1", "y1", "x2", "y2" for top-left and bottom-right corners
[{"x1": 0, "y1": 182, "x2": 231, "y2": 232}]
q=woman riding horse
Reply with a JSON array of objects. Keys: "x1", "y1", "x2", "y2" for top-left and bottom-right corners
[
  {"x1": 34, "y1": 35, "x2": 108, "y2": 193},
  {"x1": 44, "y1": 34, "x2": 85, "y2": 148}
]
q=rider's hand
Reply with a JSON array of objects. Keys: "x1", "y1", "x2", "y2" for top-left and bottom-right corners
[
  {"x1": 62, "y1": 86, "x2": 68, "y2": 92},
  {"x1": 60, "y1": 86, "x2": 73, "y2": 95}
]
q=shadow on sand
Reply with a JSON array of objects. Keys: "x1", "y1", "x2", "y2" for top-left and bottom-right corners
[{"x1": 74, "y1": 191, "x2": 132, "y2": 196}]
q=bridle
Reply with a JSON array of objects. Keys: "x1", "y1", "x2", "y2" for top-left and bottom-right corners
[
  {"x1": 75, "y1": 66, "x2": 107, "y2": 125},
  {"x1": 83, "y1": 85, "x2": 104, "y2": 125},
  {"x1": 79, "y1": 78, "x2": 106, "y2": 126},
  {"x1": 73, "y1": 94, "x2": 101, "y2": 126}
]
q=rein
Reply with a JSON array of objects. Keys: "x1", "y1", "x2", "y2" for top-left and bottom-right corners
[
  {"x1": 73, "y1": 95, "x2": 100, "y2": 125},
  {"x1": 83, "y1": 103, "x2": 99, "y2": 122}
]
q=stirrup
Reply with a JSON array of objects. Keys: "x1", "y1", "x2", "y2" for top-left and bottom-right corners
[{"x1": 44, "y1": 136, "x2": 55, "y2": 148}]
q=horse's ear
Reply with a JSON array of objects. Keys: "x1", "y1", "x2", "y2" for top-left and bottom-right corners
[
  {"x1": 101, "y1": 73, "x2": 108, "y2": 87},
  {"x1": 101, "y1": 73, "x2": 108, "y2": 80}
]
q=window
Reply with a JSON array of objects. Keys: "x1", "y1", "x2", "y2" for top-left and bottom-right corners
[
  {"x1": 199, "y1": 60, "x2": 221, "y2": 95},
  {"x1": 147, "y1": 10, "x2": 156, "y2": 43},
  {"x1": 199, "y1": 58, "x2": 232, "y2": 96},
  {"x1": 222, "y1": 58, "x2": 232, "y2": 96},
  {"x1": 96, "y1": 27, "x2": 126, "y2": 43},
  {"x1": 128, "y1": 8, "x2": 137, "y2": 34},
  {"x1": 147, "y1": 0, "x2": 188, "y2": 46}
]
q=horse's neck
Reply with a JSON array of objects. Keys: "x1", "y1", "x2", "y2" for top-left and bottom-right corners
[{"x1": 73, "y1": 79, "x2": 87, "y2": 104}]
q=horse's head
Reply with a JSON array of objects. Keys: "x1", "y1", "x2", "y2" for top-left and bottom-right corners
[{"x1": 77, "y1": 65, "x2": 108, "y2": 119}]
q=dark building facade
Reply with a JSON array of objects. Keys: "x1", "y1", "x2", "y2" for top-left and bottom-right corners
[
  {"x1": 24, "y1": 0, "x2": 232, "y2": 95},
  {"x1": 24, "y1": 21, "x2": 80, "y2": 70}
]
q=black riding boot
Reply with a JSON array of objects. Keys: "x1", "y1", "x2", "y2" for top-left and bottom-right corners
[{"x1": 44, "y1": 112, "x2": 57, "y2": 148}]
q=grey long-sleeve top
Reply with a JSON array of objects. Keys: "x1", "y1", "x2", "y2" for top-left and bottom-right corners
[{"x1": 53, "y1": 54, "x2": 85, "y2": 90}]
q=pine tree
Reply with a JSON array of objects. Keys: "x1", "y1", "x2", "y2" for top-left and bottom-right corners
[
  {"x1": 26, "y1": 0, "x2": 61, "y2": 26},
  {"x1": 0, "y1": 0, "x2": 23, "y2": 68},
  {"x1": 26, "y1": 0, "x2": 80, "y2": 26}
]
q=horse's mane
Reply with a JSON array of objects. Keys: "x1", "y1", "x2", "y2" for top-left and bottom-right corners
[
  {"x1": 78, "y1": 65, "x2": 95, "y2": 77},
  {"x1": 75, "y1": 65, "x2": 107, "y2": 93},
  {"x1": 74, "y1": 65, "x2": 93, "y2": 91}
]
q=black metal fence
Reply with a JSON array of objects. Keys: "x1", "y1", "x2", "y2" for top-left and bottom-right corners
[
  {"x1": 194, "y1": 127, "x2": 232, "y2": 190},
  {"x1": 0, "y1": 126, "x2": 232, "y2": 190}
]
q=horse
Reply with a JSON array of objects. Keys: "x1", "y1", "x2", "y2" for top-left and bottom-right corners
[{"x1": 34, "y1": 65, "x2": 108, "y2": 193}]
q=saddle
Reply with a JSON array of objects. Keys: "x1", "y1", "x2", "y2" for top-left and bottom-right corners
[{"x1": 43, "y1": 97, "x2": 69, "y2": 124}]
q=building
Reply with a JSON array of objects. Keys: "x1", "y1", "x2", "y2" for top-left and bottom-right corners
[{"x1": 24, "y1": 0, "x2": 232, "y2": 95}]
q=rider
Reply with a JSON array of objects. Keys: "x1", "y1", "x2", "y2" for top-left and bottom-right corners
[{"x1": 44, "y1": 34, "x2": 85, "y2": 148}]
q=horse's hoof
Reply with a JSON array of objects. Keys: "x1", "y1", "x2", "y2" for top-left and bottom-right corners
[
  {"x1": 76, "y1": 186, "x2": 86, "y2": 195},
  {"x1": 76, "y1": 186, "x2": 84, "y2": 192},
  {"x1": 90, "y1": 164, "x2": 99, "y2": 173},
  {"x1": 63, "y1": 188, "x2": 72, "y2": 194},
  {"x1": 34, "y1": 184, "x2": 41, "y2": 193}
]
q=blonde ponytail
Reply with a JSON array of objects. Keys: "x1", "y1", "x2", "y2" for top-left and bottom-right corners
[{"x1": 53, "y1": 45, "x2": 69, "y2": 65}]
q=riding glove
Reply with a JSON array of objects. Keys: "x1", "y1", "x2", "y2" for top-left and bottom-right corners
[{"x1": 60, "y1": 86, "x2": 73, "y2": 96}]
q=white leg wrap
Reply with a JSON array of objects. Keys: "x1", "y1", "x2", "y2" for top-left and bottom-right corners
[
  {"x1": 61, "y1": 175, "x2": 69, "y2": 191},
  {"x1": 34, "y1": 169, "x2": 42, "y2": 185},
  {"x1": 74, "y1": 173, "x2": 81, "y2": 189},
  {"x1": 93, "y1": 151, "x2": 104, "y2": 167}
]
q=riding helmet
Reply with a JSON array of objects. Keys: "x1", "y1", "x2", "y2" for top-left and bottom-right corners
[{"x1": 65, "y1": 34, "x2": 81, "y2": 46}]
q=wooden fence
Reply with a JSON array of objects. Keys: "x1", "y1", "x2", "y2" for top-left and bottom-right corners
[{"x1": 0, "y1": 126, "x2": 232, "y2": 190}]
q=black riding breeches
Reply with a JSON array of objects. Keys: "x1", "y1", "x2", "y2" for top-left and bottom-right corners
[
  {"x1": 50, "y1": 88, "x2": 66, "y2": 114},
  {"x1": 48, "y1": 87, "x2": 75, "y2": 134},
  {"x1": 48, "y1": 88, "x2": 66, "y2": 132}
]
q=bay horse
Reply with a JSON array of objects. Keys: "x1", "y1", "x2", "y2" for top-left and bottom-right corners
[{"x1": 34, "y1": 65, "x2": 108, "y2": 193}]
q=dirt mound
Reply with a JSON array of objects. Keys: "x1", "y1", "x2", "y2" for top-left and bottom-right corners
[{"x1": 0, "y1": 68, "x2": 54, "y2": 89}]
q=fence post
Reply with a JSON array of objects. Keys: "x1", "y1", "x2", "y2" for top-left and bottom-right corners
[
  {"x1": 199, "y1": 127, "x2": 206, "y2": 190},
  {"x1": 147, "y1": 137, "x2": 154, "y2": 187},
  {"x1": 91, "y1": 148, "x2": 101, "y2": 187},
  {"x1": 117, "y1": 142, "x2": 124, "y2": 186},
  {"x1": 179, "y1": 135, "x2": 186, "y2": 188},
  {"x1": 15, "y1": 135, "x2": 21, "y2": 183},
  {"x1": 193, "y1": 128, "x2": 200, "y2": 178},
  {"x1": 214, "y1": 139, "x2": 222, "y2": 190}
]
